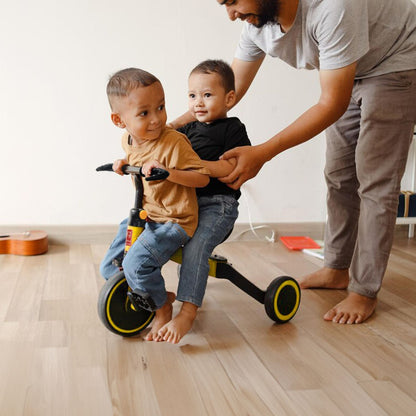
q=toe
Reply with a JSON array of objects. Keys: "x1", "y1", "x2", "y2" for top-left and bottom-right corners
[
  {"x1": 158, "y1": 326, "x2": 167, "y2": 339},
  {"x1": 346, "y1": 313, "x2": 358, "y2": 324},
  {"x1": 162, "y1": 329, "x2": 172, "y2": 342},
  {"x1": 337, "y1": 313, "x2": 349, "y2": 324},
  {"x1": 145, "y1": 332, "x2": 154, "y2": 341},
  {"x1": 323, "y1": 308, "x2": 336, "y2": 321}
]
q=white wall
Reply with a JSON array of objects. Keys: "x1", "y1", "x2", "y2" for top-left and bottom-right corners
[{"x1": 0, "y1": 0, "x2": 329, "y2": 226}]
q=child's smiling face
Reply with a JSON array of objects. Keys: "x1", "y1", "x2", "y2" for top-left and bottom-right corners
[
  {"x1": 112, "y1": 81, "x2": 167, "y2": 144},
  {"x1": 187, "y1": 72, "x2": 235, "y2": 124}
]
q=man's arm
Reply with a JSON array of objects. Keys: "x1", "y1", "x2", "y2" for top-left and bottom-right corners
[
  {"x1": 167, "y1": 112, "x2": 195, "y2": 130},
  {"x1": 220, "y1": 62, "x2": 357, "y2": 188},
  {"x1": 231, "y1": 57, "x2": 265, "y2": 107},
  {"x1": 262, "y1": 61, "x2": 356, "y2": 154}
]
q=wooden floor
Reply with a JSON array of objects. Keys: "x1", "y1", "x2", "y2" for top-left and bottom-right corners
[{"x1": 1, "y1": 230, "x2": 416, "y2": 416}]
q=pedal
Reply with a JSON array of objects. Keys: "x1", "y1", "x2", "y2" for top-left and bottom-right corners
[
  {"x1": 209, "y1": 253, "x2": 228, "y2": 262},
  {"x1": 112, "y1": 257, "x2": 123, "y2": 269},
  {"x1": 127, "y1": 289, "x2": 157, "y2": 312}
]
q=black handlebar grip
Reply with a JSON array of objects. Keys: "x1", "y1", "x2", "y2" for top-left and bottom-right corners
[
  {"x1": 96, "y1": 163, "x2": 169, "y2": 181},
  {"x1": 144, "y1": 168, "x2": 170, "y2": 181},
  {"x1": 96, "y1": 163, "x2": 114, "y2": 172}
]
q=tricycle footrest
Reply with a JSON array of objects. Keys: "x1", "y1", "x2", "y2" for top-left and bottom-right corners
[{"x1": 127, "y1": 289, "x2": 157, "y2": 312}]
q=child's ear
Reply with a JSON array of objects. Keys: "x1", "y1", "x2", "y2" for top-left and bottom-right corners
[
  {"x1": 225, "y1": 90, "x2": 236, "y2": 109},
  {"x1": 111, "y1": 113, "x2": 125, "y2": 129}
]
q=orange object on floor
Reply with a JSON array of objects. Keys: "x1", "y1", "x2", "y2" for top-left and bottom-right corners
[
  {"x1": 280, "y1": 236, "x2": 321, "y2": 250},
  {"x1": 0, "y1": 230, "x2": 48, "y2": 255}
]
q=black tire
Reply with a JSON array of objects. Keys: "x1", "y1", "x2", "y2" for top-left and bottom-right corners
[
  {"x1": 264, "y1": 276, "x2": 301, "y2": 323},
  {"x1": 97, "y1": 271, "x2": 154, "y2": 337}
]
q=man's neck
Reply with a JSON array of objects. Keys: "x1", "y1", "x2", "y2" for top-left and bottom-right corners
[{"x1": 277, "y1": 0, "x2": 299, "y2": 33}]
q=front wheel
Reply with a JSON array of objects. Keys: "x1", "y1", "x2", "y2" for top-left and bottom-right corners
[
  {"x1": 97, "y1": 271, "x2": 154, "y2": 337},
  {"x1": 264, "y1": 276, "x2": 300, "y2": 323}
]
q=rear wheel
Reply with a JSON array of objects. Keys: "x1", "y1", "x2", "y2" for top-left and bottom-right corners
[
  {"x1": 97, "y1": 271, "x2": 154, "y2": 337},
  {"x1": 264, "y1": 276, "x2": 300, "y2": 323}
]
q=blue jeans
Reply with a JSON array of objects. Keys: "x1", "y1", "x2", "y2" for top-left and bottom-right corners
[
  {"x1": 100, "y1": 220, "x2": 189, "y2": 309},
  {"x1": 100, "y1": 218, "x2": 128, "y2": 280},
  {"x1": 177, "y1": 195, "x2": 239, "y2": 307}
]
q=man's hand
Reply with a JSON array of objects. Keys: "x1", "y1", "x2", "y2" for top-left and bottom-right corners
[{"x1": 219, "y1": 144, "x2": 268, "y2": 189}]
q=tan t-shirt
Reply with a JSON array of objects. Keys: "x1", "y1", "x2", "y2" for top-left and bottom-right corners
[{"x1": 122, "y1": 127, "x2": 210, "y2": 237}]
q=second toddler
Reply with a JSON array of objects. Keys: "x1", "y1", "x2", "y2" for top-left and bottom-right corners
[{"x1": 157, "y1": 59, "x2": 251, "y2": 343}]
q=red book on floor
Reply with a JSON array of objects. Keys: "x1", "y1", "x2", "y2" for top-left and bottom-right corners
[{"x1": 280, "y1": 236, "x2": 321, "y2": 250}]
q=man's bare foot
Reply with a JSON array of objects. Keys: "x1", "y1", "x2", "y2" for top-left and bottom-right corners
[
  {"x1": 145, "y1": 292, "x2": 176, "y2": 341},
  {"x1": 157, "y1": 302, "x2": 198, "y2": 344},
  {"x1": 298, "y1": 267, "x2": 349, "y2": 290},
  {"x1": 324, "y1": 292, "x2": 377, "y2": 324}
]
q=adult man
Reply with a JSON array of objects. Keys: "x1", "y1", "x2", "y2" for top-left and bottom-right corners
[
  {"x1": 171, "y1": 0, "x2": 416, "y2": 324},
  {"x1": 222, "y1": 0, "x2": 416, "y2": 325}
]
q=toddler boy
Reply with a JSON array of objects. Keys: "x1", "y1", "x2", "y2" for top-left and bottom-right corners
[
  {"x1": 157, "y1": 59, "x2": 251, "y2": 343},
  {"x1": 101, "y1": 67, "x2": 210, "y2": 340}
]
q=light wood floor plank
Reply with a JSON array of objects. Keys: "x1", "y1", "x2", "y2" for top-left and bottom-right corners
[
  {"x1": 359, "y1": 380, "x2": 416, "y2": 416},
  {"x1": 5, "y1": 255, "x2": 48, "y2": 322},
  {"x1": 142, "y1": 341, "x2": 211, "y2": 416},
  {"x1": 105, "y1": 337, "x2": 163, "y2": 416},
  {"x1": 286, "y1": 389, "x2": 347, "y2": 416}
]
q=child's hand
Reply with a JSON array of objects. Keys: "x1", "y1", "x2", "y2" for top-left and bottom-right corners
[
  {"x1": 201, "y1": 156, "x2": 238, "y2": 178},
  {"x1": 225, "y1": 157, "x2": 237, "y2": 169},
  {"x1": 142, "y1": 160, "x2": 167, "y2": 177},
  {"x1": 113, "y1": 159, "x2": 128, "y2": 175}
]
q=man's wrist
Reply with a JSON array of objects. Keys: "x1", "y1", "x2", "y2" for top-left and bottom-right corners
[{"x1": 258, "y1": 141, "x2": 277, "y2": 163}]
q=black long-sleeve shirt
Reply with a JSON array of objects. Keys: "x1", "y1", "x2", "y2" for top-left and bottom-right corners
[{"x1": 178, "y1": 117, "x2": 251, "y2": 199}]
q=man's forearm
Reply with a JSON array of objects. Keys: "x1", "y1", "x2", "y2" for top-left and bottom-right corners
[
  {"x1": 261, "y1": 98, "x2": 350, "y2": 161},
  {"x1": 168, "y1": 111, "x2": 195, "y2": 130}
]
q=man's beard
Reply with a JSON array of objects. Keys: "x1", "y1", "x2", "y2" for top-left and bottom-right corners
[{"x1": 256, "y1": 0, "x2": 280, "y2": 28}]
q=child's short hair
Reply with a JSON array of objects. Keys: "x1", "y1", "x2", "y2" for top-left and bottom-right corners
[
  {"x1": 107, "y1": 67, "x2": 160, "y2": 109},
  {"x1": 190, "y1": 59, "x2": 235, "y2": 93}
]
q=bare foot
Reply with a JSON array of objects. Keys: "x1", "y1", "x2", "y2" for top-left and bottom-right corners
[
  {"x1": 157, "y1": 302, "x2": 198, "y2": 344},
  {"x1": 324, "y1": 292, "x2": 377, "y2": 324},
  {"x1": 145, "y1": 292, "x2": 176, "y2": 341},
  {"x1": 298, "y1": 267, "x2": 349, "y2": 290}
]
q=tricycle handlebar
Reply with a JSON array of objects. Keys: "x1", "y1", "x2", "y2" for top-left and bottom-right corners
[{"x1": 96, "y1": 163, "x2": 169, "y2": 181}]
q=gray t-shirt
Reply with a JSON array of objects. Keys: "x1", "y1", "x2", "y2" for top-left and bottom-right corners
[{"x1": 235, "y1": 0, "x2": 416, "y2": 79}]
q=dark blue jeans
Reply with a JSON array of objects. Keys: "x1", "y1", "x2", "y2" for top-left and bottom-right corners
[{"x1": 177, "y1": 195, "x2": 239, "y2": 307}]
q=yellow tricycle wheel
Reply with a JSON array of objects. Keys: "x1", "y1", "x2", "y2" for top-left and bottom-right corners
[
  {"x1": 264, "y1": 276, "x2": 300, "y2": 323},
  {"x1": 98, "y1": 271, "x2": 154, "y2": 337}
]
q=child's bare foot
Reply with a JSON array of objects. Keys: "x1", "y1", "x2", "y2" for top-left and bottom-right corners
[
  {"x1": 145, "y1": 292, "x2": 176, "y2": 341},
  {"x1": 324, "y1": 292, "x2": 377, "y2": 324},
  {"x1": 298, "y1": 267, "x2": 349, "y2": 290},
  {"x1": 157, "y1": 302, "x2": 198, "y2": 344}
]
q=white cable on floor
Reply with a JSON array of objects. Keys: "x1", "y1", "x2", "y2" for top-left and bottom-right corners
[{"x1": 227, "y1": 186, "x2": 276, "y2": 243}]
